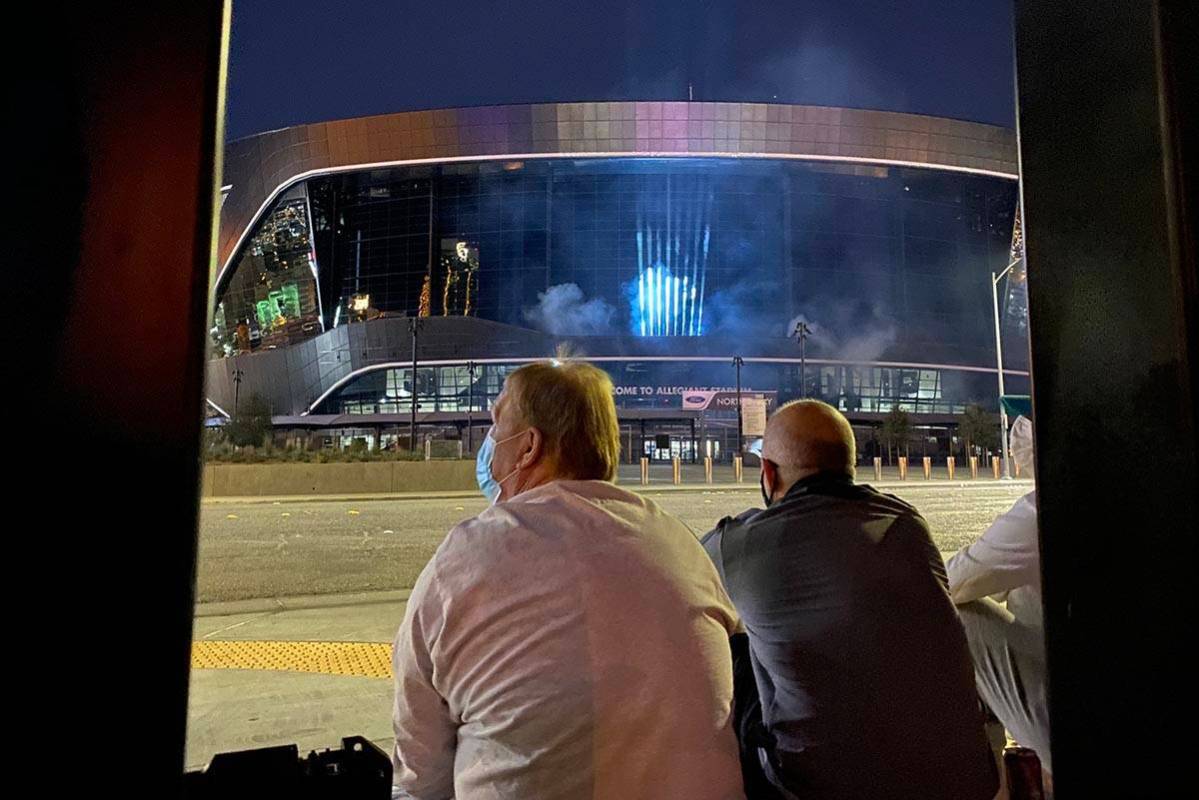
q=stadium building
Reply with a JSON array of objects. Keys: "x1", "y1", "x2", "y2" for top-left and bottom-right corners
[{"x1": 207, "y1": 101, "x2": 1027, "y2": 461}]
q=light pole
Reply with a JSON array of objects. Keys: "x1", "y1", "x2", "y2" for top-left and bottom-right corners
[
  {"x1": 793, "y1": 320, "x2": 811, "y2": 398},
  {"x1": 992, "y1": 260, "x2": 1020, "y2": 479},
  {"x1": 733, "y1": 356, "x2": 744, "y2": 458},
  {"x1": 408, "y1": 317, "x2": 423, "y2": 453},
  {"x1": 231, "y1": 367, "x2": 244, "y2": 415},
  {"x1": 466, "y1": 360, "x2": 477, "y2": 453}
]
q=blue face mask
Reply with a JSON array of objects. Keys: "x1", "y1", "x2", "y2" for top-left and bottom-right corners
[
  {"x1": 476, "y1": 431, "x2": 501, "y2": 504},
  {"x1": 476, "y1": 425, "x2": 530, "y2": 505}
]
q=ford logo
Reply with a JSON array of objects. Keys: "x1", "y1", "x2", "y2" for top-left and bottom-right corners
[{"x1": 684, "y1": 394, "x2": 707, "y2": 404}]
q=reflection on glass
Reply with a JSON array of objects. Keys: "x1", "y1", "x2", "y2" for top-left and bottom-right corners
[{"x1": 212, "y1": 189, "x2": 321, "y2": 357}]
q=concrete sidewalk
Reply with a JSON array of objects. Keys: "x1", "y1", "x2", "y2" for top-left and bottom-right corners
[{"x1": 188, "y1": 593, "x2": 407, "y2": 770}]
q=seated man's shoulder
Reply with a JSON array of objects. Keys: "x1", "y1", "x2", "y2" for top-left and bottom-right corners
[
  {"x1": 719, "y1": 507, "x2": 763, "y2": 532},
  {"x1": 871, "y1": 492, "x2": 932, "y2": 537},
  {"x1": 434, "y1": 508, "x2": 518, "y2": 561},
  {"x1": 855, "y1": 485, "x2": 926, "y2": 522},
  {"x1": 774, "y1": 484, "x2": 922, "y2": 525},
  {"x1": 815, "y1": 488, "x2": 933, "y2": 550},
  {"x1": 700, "y1": 508, "x2": 759, "y2": 550}
]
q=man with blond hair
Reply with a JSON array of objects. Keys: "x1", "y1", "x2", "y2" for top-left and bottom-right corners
[
  {"x1": 702, "y1": 399, "x2": 996, "y2": 800},
  {"x1": 391, "y1": 359, "x2": 746, "y2": 800}
]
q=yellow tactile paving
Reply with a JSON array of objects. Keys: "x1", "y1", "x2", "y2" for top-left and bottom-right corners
[{"x1": 191, "y1": 640, "x2": 393, "y2": 679}]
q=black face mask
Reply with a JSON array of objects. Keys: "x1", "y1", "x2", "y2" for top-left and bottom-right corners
[{"x1": 760, "y1": 467, "x2": 772, "y2": 508}]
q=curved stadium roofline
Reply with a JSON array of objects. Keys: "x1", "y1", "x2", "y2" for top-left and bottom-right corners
[
  {"x1": 216, "y1": 100, "x2": 1018, "y2": 296},
  {"x1": 223, "y1": 101, "x2": 1014, "y2": 148}
]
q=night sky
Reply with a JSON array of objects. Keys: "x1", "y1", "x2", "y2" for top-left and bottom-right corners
[{"x1": 226, "y1": 0, "x2": 1015, "y2": 141}]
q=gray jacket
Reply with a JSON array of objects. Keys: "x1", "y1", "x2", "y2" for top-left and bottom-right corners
[{"x1": 702, "y1": 472, "x2": 996, "y2": 800}]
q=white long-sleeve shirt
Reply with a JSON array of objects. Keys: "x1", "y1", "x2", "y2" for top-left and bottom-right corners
[
  {"x1": 946, "y1": 491, "x2": 1042, "y2": 627},
  {"x1": 391, "y1": 479, "x2": 746, "y2": 800}
]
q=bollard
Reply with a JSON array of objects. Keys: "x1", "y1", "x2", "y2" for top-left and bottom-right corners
[
  {"x1": 640, "y1": 457, "x2": 649, "y2": 486},
  {"x1": 704, "y1": 456, "x2": 713, "y2": 484},
  {"x1": 898, "y1": 456, "x2": 908, "y2": 480},
  {"x1": 992, "y1": 456, "x2": 1001, "y2": 479},
  {"x1": 947, "y1": 456, "x2": 956, "y2": 480},
  {"x1": 672, "y1": 456, "x2": 681, "y2": 485},
  {"x1": 969, "y1": 456, "x2": 979, "y2": 479},
  {"x1": 733, "y1": 455, "x2": 744, "y2": 483},
  {"x1": 424, "y1": 437, "x2": 432, "y2": 461},
  {"x1": 457, "y1": 440, "x2": 464, "y2": 460},
  {"x1": 923, "y1": 456, "x2": 932, "y2": 480},
  {"x1": 1002, "y1": 746, "x2": 1046, "y2": 800},
  {"x1": 873, "y1": 456, "x2": 882, "y2": 481}
]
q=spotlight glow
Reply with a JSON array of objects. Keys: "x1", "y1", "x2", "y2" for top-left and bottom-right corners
[{"x1": 632, "y1": 187, "x2": 711, "y2": 336}]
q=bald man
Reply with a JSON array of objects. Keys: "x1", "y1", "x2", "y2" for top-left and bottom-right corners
[{"x1": 702, "y1": 400, "x2": 996, "y2": 800}]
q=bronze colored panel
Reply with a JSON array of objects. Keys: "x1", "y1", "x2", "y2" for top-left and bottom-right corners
[{"x1": 663, "y1": 118, "x2": 686, "y2": 138}]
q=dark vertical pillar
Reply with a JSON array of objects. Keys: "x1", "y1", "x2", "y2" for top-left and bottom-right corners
[
  {"x1": 426, "y1": 175, "x2": 435, "y2": 315},
  {"x1": 545, "y1": 164, "x2": 553, "y2": 291},
  {"x1": 19, "y1": 3, "x2": 229, "y2": 795},
  {"x1": 409, "y1": 318, "x2": 421, "y2": 452},
  {"x1": 783, "y1": 171, "x2": 794, "y2": 322},
  {"x1": 733, "y1": 356, "x2": 744, "y2": 455},
  {"x1": 1015, "y1": 2, "x2": 1197, "y2": 794}
]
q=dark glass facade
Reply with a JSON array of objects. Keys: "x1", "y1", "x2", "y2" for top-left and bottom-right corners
[{"x1": 214, "y1": 157, "x2": 1022, "y2": 368}]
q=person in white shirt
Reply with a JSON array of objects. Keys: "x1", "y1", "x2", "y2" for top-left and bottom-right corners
[
  {"x1": 390, "y1": 359, "x2": 746, "y2": 800},
  {"x1": 946, "y1": 414, "x2": 1052, "y2": 773}
]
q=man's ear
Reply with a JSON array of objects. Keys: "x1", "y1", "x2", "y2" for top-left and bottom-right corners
[
  {"x1": 762, "y1": 458, "x2": 778, "y2": 494},
  {"x1": 521, "y1": 427, "x2": 545, "y2": 469}
]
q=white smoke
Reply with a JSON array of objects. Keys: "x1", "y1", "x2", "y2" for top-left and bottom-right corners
[
  {"x1": 840, "y1": 327, "x2": 899, "y2": 361},
  {"x1": 702, "y1": 280, "x2": 781, "y2": 338},
  {"x1": 786, "y1": 307, "x2": 898, "y2": 362},
  {"x1": 690, "y1": 283, "x2": 900, "y2": 361},
  {"x1": 524, "y1": 283, "x2": 616, "y2": 336}
]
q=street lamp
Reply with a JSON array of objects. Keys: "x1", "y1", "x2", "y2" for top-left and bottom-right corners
[
  {"x1": 792, "y1": 320, "x2": 811, "y2": 398},
  {"x1": 231, "y1": 367, "x2": 244, "y2": 415},
  {"x1": 992, "y1": 260, "x2": 1020, "y2": 479},
  {"x1": 466, "y1": 360, "x2": 477, "y2": 453},
  {"x1": 408, "y1": 317, "x2": 423, "y2": 453},
  {"x1": 733, "y1": 356, "x2": 744, "y2": 457}
]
